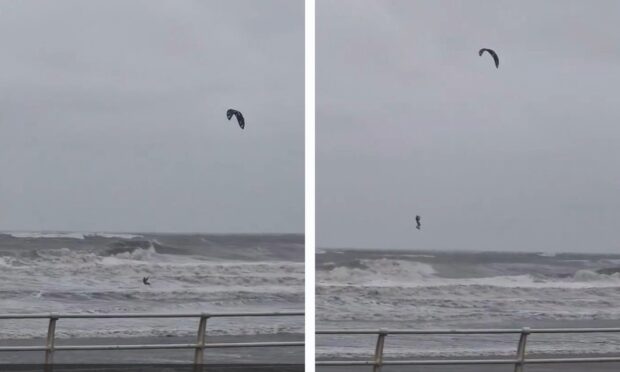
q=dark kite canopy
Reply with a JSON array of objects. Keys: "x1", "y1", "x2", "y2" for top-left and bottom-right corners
[
  {"x1": 478, "y1": 48, "x2": 499, "y2": 68},
  {"x1": 226, "y1": 109, "x2": 245, "y2": 129}
]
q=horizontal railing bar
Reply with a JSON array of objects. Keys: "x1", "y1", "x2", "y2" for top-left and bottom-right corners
[
  {"x1": 318, "y1": 357, "x2": 620, "y2": 366},
  {"x1": 318, "y1": 329, "x2": 519, "y2": 335},
  {"x1": 526, "y1": 357, "x2": 620, "y2": 363},
  {"x1": 315, "y1": 361, "x2": 376, "y2": 366},
  {"x1": 0, "y1": 310, "x2": 303, "y2": 367},
  {"x1": 384, "y1": 359, "x2": 519, "y2": 365},
  {"x1": 0, "y1": 346, "x2": 48, "y2": 352},
  {"x1": 207, "y1": 311, "x2": 304, "y2": 318},
  {"x1": 317, "y1": 327, "x2": 620, "y2": 367},
  {"x1": 0, "y1": 341, "x2": 304, "y2": 352},
  {"x1": 530, "y1": 328, "x2": 620, "y2": 334},
  {"x1": 317, "y1": 327, "x2": 620, "y2": 335},
  {"x1": 317, "y1": 359, "x2": 517, "y2": 366},
  {"x1": 55, "y1": 344, "x2": 197, "y2": 351},
  {"x1": 0, "y1": 311, "x2": 303, "y2": 320},
  {"x1": 58, "y1": 342, "x2": 304, "y2": 351},
  {"x1": 204, "y1": 341, "x2": 304, "y2": 348}
]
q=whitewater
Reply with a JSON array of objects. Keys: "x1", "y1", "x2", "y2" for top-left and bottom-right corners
[
  {"x1": 0, "y1": 232, "x2": 304, "y2": 340},
  {"x1": 317, "y1": 249, "x2": 620, "y2": 359}
]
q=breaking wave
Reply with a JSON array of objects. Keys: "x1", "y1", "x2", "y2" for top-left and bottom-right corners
[
  {"x1": 0, "y1": 233, "x2": 303, "y2": 339},
  {"x1": 317, "y1": 250, "x2": 620, "y2": 357},
  {"x1": 3, "y1": 232, "x2": 143, "y2": 240},
  {"x1": 319, "y1": 258, "x2": 620, "y2": 289}
]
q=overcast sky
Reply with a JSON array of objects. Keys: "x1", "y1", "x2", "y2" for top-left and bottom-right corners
[
  {"x1": 0, "y1": 0, "x2": 303, "y2": 234},
  {"x1": 318, "y1": 0, "x2": 620, "y2": 253}
]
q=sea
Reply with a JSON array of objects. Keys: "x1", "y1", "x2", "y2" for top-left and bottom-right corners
[
  {"x1": 0, "y1": 232, "x2": 304, "y2": 341},
  {"x1": 317, "y1": 249, "x2": 620, "y2": 360}
]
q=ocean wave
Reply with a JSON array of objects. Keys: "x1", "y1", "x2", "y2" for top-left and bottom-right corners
[
  {"x1": 0, "y1": 245, "x2": 304, "y2": 276},
  {"x1": 319, "y1": 258, "x2": 437, "y2": 286},
  {"x1": 538, "y1": 252, "x2": 557, "y2": 257},
  {"x1": 0, "y1": 319, "x2": 303, "y2": 340},
  {"x1": 317, "y1": 251, "x2": 620, "y2": 359},
  {"x1": 317, "y1": 256, "x2": 620, "y2": 331},
  {"x1": 0, "y1": 247, "x2": 303, "y2": 295},
  {"x1": 2, "y1": 232, "x2": 143, "y2": 240},
  {"x1": 318, "y1": 258, "x2": 620, "y2": 289},
  {"x1": 4, "y1": 232, "x2": 88, "y2": 239},
  {"x1": 87, "y1": 233, "x2": 143, "y2": 239},
  {"x1": 0, "y1": 244, "x2": 304, "y2": 306},
  {"x1": 29, "y1": 288, "x2": 303, "y2": 304},
  {"x1": 0, "y1": 233, "x2": 303, "y2": 341},
  {"x1": 316, "y1": 337, "x2": 620, "y2": 359}
]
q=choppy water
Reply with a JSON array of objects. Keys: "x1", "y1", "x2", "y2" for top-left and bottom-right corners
[
  {"x1": 0, "y1": 232, "x2": 304, "y2": 339},
  {"x1": 317, "y1": 249, "x2": 620, "y2": 359}
]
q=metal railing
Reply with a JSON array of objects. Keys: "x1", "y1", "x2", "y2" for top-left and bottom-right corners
[
  {"x1": 316, "y1": 327, "x2": 620, "y2": 371},
  {"x1": 0, "y1": 311, "x2": 303, "y2": 365}
]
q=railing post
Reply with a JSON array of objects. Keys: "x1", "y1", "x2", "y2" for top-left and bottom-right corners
[
  {"x1": 194, "y1": 314, "x2": 209, "y2": 367},
  {"x1": 372, "y1": 330, "x2": 387, "y2": 372},
  {"x1": 44, "y1": 315, "x2": 58, "y2": 368},
  {"x1": 514, "y1": 327, "x2": 530, "y2": 372}
]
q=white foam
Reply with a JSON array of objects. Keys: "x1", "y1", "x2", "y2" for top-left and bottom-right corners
[
  {"x1": 87, "y1": 232, "x2": 143, "y2": 239},
  {"x1": 319, "y1": 259, "x2": 437, "y2": 287},
  {"x1": 538, "y1": 252, "x2": 557, "y2": 257},
  {"x1": 316, "y1": 338, "x2": 620, "y2": 359},
  {"x1": 317, "y1": 255, "x2": 620, "y2": 359},
  {"x1": 4, "y1": 232, "x2": 143, "y2": 240},
  {"x1": 0, "y1": 248, "x2": 304, "y2": 338},
  {"x1": 319, "y1": 258, "x2": 620, "y2": 289},
  {"x1": 5, "y1": 232, "x2": 86, "y2": 239}
]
